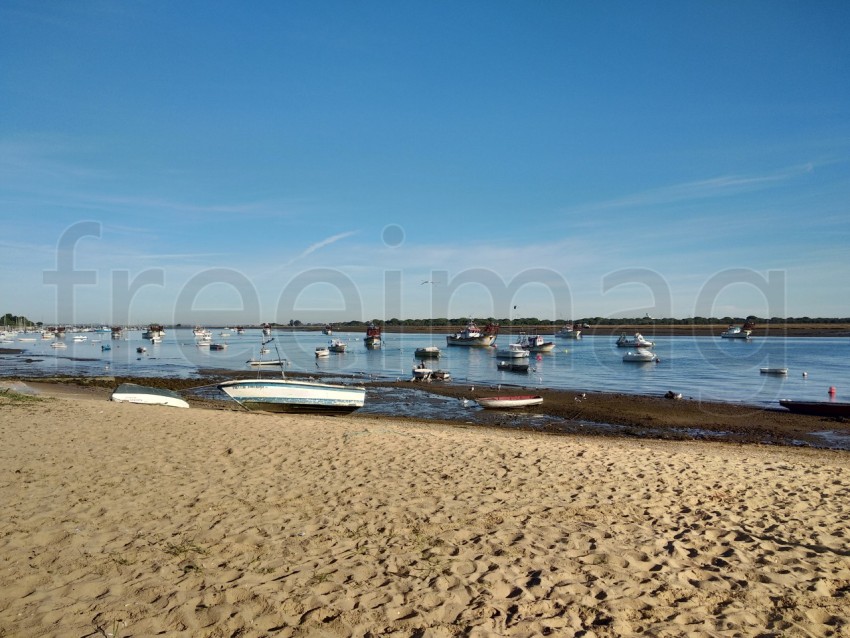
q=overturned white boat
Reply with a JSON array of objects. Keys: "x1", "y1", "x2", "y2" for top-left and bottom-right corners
[
  {"x1": 111, "y1": 383, "x2": 189, "y2": 409},
  {"x1": 476, "y1": 395, "x2": 543, "y2": 409}
]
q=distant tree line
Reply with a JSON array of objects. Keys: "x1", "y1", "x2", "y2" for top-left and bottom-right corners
[{"x1": 289, "y1": 316, "x2": 850, "y2": 328}]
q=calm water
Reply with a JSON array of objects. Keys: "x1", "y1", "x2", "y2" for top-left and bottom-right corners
[{"x1": 3, "y1": 328, "x2": 848, "y2": 408}]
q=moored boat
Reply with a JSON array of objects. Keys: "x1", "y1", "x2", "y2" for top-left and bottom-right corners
[
  {"x1": 477, "y1": 395, "x2": 543, "y2": 409},
  {"x1": 446, "y1": 320, "x2": 499, "y2": 347},
  {"x1": 497, "y1": 360, "x2": 530, "y2": 372},
  {"x1": 760, "y1": 367, "x2": 788, "y2": 375},
  {"x1": 217, "y1": 378, "x2": 366, "y2": 414},
  {"x1": 329, "y1": 339, "x2": 347, "y2": 353},
  {"x1": 414, "y1": 346, "x2": 441, "y2": 358},
  {"x1": 364, "y1": 323, "x2": 382, "y2": 348},
  {"x1": 516, "y1": 333, "x2": 555, "y2": 353},
  {"x1": 496, "y1": 342, "x2": 530, "y2": 359},
  {"x1": 315, "y1": 346, "x2": 330, "y2": 358},
  {"x1": 720, "y1": 320, "x2": 755, "y2": 339},
  {"x1": 623, "y1": 350, "x2": 658, "y2": 363},
  {"x1": 778, "y1": 400, "x2": 850, "y2": 417},
  {"x1": 111, "y1": 383, "x2": 189, "y2": 409},
  {"x1": 616, "y1": 332, "x2": 654, "y2": 348},
  {"x1": 555, "y1": 322, "x2": 582, "y2": 339}
]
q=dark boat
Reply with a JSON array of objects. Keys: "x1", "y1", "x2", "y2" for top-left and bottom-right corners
[
  {"x1": 497, "y1": 361, "x2": 529, "y2": 372},
  {"x1": 779, "y1": 400, "x2": 850, "y2": 417}
]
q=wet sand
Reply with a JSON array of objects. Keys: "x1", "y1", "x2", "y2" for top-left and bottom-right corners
[{"x1": 1, "y1": 383, "x2": 848, "y2": 637}]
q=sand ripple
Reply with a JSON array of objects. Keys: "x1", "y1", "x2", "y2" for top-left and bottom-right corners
[{"x1": 1, "y1": 393, "x2": 849, "y2": 636}]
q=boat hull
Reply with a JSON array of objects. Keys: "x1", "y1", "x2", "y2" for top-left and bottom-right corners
[
  {"x1": 477, "y1": 395, "x2": 543, "y2": 409},
  {"x1": 111, "y1": 383, "x2": 189, "y2": 409},
  {"x1": 779, "y1": 400, "x2": 850, "y2": 417},
  {"x1": 446, "y1": 335, "x2": 496, "y2": 347},
  {"x1": 218, "y1": 379, "x2": 365, "y2": 414}
]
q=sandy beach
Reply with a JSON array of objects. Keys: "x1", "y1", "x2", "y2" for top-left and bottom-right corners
[{"x1": 1, "y1": 385, "x2": 849, "y2": 637}]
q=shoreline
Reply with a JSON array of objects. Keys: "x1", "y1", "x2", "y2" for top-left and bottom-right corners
[
  {"x1": 1, "y1": 388, "x2": 848, "y2": 636},
  {"x1": 6, "y1": 373, "x2": 849, "y2": 450}
]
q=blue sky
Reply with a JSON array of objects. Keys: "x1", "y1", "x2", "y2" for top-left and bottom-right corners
[{"x1": 2, "y1": 1, "x2": 848, "y2": 325}]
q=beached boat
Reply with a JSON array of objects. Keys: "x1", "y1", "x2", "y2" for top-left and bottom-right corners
[
  {"x1": 329, "y1": 339, "x2": 347, "y2": 353},
  {"x1": 446, "y1": 320, "x2": 499, "y2": 347},
  {"x1": 496, "y1": 342, "x2": 530, "y2": 359},
  {"x1": 364, "y1": 323, "x2": 382, "y2": 348},
  {"x1": 477, "y1": 395, "x2": 543, "y2": 409},
  {"x1": 217, "y1": 378, "x2": 366, "y2": 414},
  {"x1": 616, "y1": 332, "x2": 654, "y2": 348},
  {"x1": 414, "y1": 346, "x2": 441, "y2": 358},
  {"x1": 720, "y1": 321, "x2": 755, "y2": 339},
  {"x1": 517, "y1": 333, "x2": 555, "y2": 353},
  {"x1": 412, "y1": 362, "x2": 433, "y2": 381},
  {"x1": 247, "y1": 358, "x2": 287, "y2": 367},
  {"x1": 111, "y1": 383, "x2": 190, "y2": 409},
  {"x1": 760, "y1": 367, "x2": 788, "y2": 375},
  {"x1": 432, "y1": 369, "x2": 451, "y2": 381},
  {"x1": 623, "y1": 350, "x2": 658, "y2": 363},
  {"x1": 778, "y1": 400, "x2": 850, "y2": 417}
]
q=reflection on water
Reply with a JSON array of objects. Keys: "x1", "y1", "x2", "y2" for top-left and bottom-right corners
[{"x1": 2, "y1": 328, "x2": 849, "y2": 407}]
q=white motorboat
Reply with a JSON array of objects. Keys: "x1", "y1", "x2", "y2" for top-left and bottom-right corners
[
  {"x1": 477, "y1": 395, "x2": 543, "y2": 409},
  {"x1": 623, "y1": 350, "x2": 658, "y2": 363},
  {"x1": 496, "y1": 342, "x2": 530, "y2": 358},
  {"x1": 720, "y1": 321, "x2": 755, "y2": 339},
  {"x1": 111, "y1": 383, "x2": 189, "y2": 409},
  {"x1": 446, "y1": 320, "x2": 499, "y2": 347},
  {"x1": 432, "y1": 369, "x2": 451, "y2": 381},
  {"x1": 414, "y1": 346, "x2": 441, "y2": 358},
  {"x1": 412, "y1": 362, "x2": 433, "y2": 381},
  {"x1": 329, "y1": 339, "x2": 347, "y2": 353},
  {"x1": 51, "y1": 341, "x2": 67, "y2": 349},
  {"x1": 315, "y1": 346, "x2": 330, "y2": 358},
  {"x1": 516, "y1": 333, "x2": 555, "y2": 353},
  {"x1": 262, "y1": 323, "x2": 272, "y2": 336},
  {"x1": 217, "y1": 378, "x2": 365, "y2": 414},
  {"x1": 616, "y1": 332, "x2": 654, "y2": 348},
  {"x1": 555, "y1": 323, "x2": 582, "y2": 339},
  {"x1": 142, "y1": 324, "x2": 165, "y2": 340}
]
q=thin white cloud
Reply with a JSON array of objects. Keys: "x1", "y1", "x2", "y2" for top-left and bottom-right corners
[
  {"x1": 575, "y1": 163, "x2": 816, "y2": 214},
  {"x1": 280, "y1": 231, "x2": 359, "y2": 267}
]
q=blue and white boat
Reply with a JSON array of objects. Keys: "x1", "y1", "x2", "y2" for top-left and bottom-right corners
[{"x1": 217, "y1": 378, "x2": 366, "y2": 414}]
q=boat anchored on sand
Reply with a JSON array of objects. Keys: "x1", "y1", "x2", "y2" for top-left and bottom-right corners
[
  {"x1": 477, "y1": 395, "x2": 543, "y2": 409},
  {"x1": 111, "y1": 383, "x2": 189, "y2": 409},
  {"x1": 779, "y1": 399, "x2": 850, "y2": 417}
]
